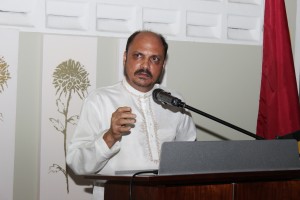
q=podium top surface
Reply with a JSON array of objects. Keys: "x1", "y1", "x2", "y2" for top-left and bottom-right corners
[
  {"x1": 85, "y1": 169, "x2": 300, "y2": 185},
  {"x1": 158, "y1": 140, "x2": 300, "y2": 175}
]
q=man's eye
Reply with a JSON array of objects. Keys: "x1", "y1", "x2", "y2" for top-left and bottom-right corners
[
  {"x1": 151, "y1": 57, "x2": 160, "y2": 63},
  {"x1": 134, "y1": 53, "x2": 142, "y2": 58}
]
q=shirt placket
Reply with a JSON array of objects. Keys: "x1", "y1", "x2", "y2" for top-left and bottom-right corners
[{"x1": 140, "y1": 97, "x2": 159, "y2": 161}]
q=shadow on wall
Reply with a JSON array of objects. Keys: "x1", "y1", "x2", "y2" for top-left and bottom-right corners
[
  {"x1": 195, "y1": 124, "x2": 230, "y2": 141},
  {"x1": 68, "y1": 166, "x2": 93, "y2": 194}
]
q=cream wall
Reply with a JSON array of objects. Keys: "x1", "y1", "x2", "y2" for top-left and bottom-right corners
[
  {"x1": 14, "y1": 33, "x2": 42, "y2": 200},
  {"x1": 13, "y1": 1, "x2": 297, "y2": 200},
  {"x1": 167, "y1": 41, "x2": 262, "y2": 141}
]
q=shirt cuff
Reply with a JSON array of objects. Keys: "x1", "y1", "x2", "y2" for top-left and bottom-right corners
[{"x1": 95, "y1": 131, "x2": 121, "y2": 159}]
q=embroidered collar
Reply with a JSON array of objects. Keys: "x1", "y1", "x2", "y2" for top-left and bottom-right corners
[{"x1": 122, "y1": 79, "x2": 159, "y2": 98}]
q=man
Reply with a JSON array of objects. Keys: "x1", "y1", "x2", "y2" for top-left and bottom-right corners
[{"x1": 66, "y1": 30, "x2": 197, "y2": 199}]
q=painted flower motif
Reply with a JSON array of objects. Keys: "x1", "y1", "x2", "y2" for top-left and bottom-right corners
[
  {"x1": 50, "y1": 58, "x2": 91, "y2": 193},
  {"x1": 0, "y1": 56, "x2": 11, "y2": 93},
  {"x1": 53, "y1": 59, "x2": 90, "y2": 99}
]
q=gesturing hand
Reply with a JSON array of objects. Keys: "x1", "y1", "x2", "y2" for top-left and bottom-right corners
[{"x1": 103, "y1": 107, "x2": 136, "y2": 148}]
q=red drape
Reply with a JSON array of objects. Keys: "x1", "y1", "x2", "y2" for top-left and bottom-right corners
[{"x1": 256, "y1": 0, "x2": 300, "y2": 139}]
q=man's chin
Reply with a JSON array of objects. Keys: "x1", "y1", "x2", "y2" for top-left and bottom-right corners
[{"x1": 133, "y1": 80, "x2": 153, "y2": 89}]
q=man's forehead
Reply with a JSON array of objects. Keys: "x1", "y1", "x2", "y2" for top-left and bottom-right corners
[{"x1": 132, "y1": 32, "x2": 162, "y2": 45}]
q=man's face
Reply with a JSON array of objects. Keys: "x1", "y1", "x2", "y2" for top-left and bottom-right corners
[{"x1": 123, "y1": 32, "x2": 166, "y2": 93}]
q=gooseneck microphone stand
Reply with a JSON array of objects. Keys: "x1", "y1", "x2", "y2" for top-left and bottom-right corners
[
  {"x1": 153, "y1": 89, "x2": 264, "y2": 140},
  {"x1": 182, "y1": 103, "x2": 264, "y2": 140}
]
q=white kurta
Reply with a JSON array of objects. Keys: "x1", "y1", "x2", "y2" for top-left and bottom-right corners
[{"x1": 66, "y1": 79, "x2": 197, "y2": 199}]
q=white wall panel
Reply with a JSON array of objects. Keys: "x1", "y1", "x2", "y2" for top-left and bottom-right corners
[
  {"x1": 0, "y1": 28, "x2": 19, "y2": 200},
  {"x1": 0, "y1": 0, "x2": 265, "y2": 45},
  {"x1": 0, "y1": 0, "x2": 38, "y2": 27},
  {"x1": 186, "y1": 11, "x2": 222, "y2": 39},
  {"x1": 46, "y1": 0, "x2": 89, "y2": 30},
  {"x1": 0, "y1": 0, "x2": 37, "y2": 12},
  {"x1": 227, "y1": 15, "x2": 261, "y2": 41},
  {"x1": 143, "y1": 8, "x2": 180, "y2": 35},
  {"x1": 229, "y1": 0, "x2": 262, "y2": 5},
  {"x1": 40, "y1": 34, "x2": 97, "y2": 200},
  {"x1": 96, "y1": 4, "x2": 137, "y2": 33}
]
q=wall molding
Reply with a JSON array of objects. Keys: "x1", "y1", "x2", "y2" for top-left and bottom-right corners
[{"x1": 0, "y1": 0, "x2": 264, "y2": 45}]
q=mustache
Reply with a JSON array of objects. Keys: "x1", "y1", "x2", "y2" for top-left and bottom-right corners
[{"x1": 134, "y1": 69, "x2": 153, "y2": 78}]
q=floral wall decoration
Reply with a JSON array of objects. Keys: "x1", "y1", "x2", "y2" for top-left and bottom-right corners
[
  {"x1": 48, "y1": 59, "x2": 90, "y2": 192},
  {"x1": 40, "y1": 34, "x2": 96, "y2": 200},
  {"x1": 0, "y1": 28, "x2": 19, "y2": 200},
  {"x1": 0, "y1": 56, "x2": 11, "y2": 121}
]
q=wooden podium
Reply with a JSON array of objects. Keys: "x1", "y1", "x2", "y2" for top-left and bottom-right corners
[{"x1": 85, "y1": 169, "x2": 300, "y2": 200}]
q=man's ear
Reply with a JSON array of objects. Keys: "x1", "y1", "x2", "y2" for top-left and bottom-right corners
[
  {"x1": 163, "y1": 61, "x2": 167, "y2": 69},
  {"x1": 157, "y1": 61, "x2": 167, "y2": 84},
  {"x1": 123, "y1": 51, "x2": 127, "y2": 67}
]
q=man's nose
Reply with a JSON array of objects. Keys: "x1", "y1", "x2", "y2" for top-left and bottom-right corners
[{"x1": 141, "y1": 58, "x2": 151, "y2": 69}]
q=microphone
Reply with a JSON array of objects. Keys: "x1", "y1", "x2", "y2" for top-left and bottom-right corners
[{"x1": 152, "y1": 89, "x2": 185, "y2": 107}]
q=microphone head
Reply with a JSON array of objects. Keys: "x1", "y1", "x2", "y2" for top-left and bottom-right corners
[
  {"x1": 152, "y1": 88, "x2": 164, "y2": 103},
  {"x1": 152, "y1": 88, "x2": 184, "y2": 107}
]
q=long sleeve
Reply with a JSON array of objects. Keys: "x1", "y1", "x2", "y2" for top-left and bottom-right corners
[
  {"x1": 175, "y1": 107, "x2": 197, "y2": 141},
  {"x1": 66, "y1": 91, "x2": 120, "y2": 175}
]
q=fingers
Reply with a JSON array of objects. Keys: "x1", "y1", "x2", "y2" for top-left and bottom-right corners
[
  {"x1": 113, "y1": 107, "x2": 136, "y2": 126},
  {"x1": 110, "y1": 106, "x2": 136, "y2": 140}
]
